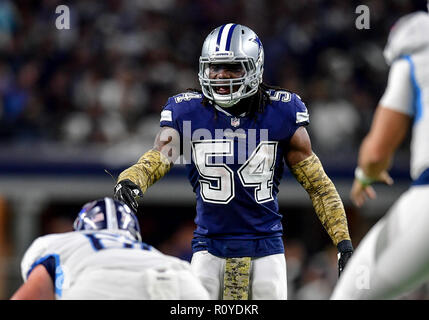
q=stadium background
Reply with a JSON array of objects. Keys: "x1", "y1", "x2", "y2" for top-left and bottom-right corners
[{"x1": 0, "y1": 0, "x2": 427, "y2": 299}]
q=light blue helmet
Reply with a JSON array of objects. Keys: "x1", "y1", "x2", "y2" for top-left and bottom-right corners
[
  {"x1": 198, "y1": 23, "x2": 264, "y2": 107},
  {"x1": 73, "y1": 197, "x2": 142, "y2": 241}
]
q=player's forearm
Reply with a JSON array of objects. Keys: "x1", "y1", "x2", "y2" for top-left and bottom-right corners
[
  {"x1": 358, "y1": 135, "x2": 392, "y2": 178},
  {"x1": 357, "y1": 106, "x2": 409, "y2": 179},
  {"x1": 11, "y1": 265, "x2": 55, "y2": 300},
  {"x1": 118, "y1": 149, "x2": 171, "y2": 194},
  {"x1": 11, "y1": 283, "x2": 55, "y2": 300},
  {"x1": 290, "y1": 153, "x2": 351, "y2": 246}
]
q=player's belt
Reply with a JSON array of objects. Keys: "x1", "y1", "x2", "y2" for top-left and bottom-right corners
[
  {"x1": 222, "y1": 257, "x2": 251, "y2": 300},
  {"x1": 412, "y1": 168, "x2": 429, "y2": 186}
]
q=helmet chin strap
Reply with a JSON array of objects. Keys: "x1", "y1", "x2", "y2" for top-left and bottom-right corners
[{"x1": 215, "y1": 98, "x2": 240, "y2": 108}]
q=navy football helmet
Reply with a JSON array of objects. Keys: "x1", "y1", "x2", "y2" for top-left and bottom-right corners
[{"x1": 73, "y1": 197, "x2": 142, "y2": 241}]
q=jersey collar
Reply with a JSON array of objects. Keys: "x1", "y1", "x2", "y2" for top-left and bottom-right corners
[{"x1": 213, "y1": 103, "x2": 247, "y2": 117}]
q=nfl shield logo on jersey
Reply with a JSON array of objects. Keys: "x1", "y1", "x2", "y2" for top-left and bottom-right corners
[{"x1": 231, "y1": 117, "x2": 240, "y2": 127}]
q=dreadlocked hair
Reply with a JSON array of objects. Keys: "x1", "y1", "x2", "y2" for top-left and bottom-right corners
[{"x1": 186, "y1": 82, "x2": 289, "y2": 121}]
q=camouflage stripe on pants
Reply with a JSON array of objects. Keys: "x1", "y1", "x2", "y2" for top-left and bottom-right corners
[{"x1": 222, "y1": 257, "x2": 251, "y2": 300}]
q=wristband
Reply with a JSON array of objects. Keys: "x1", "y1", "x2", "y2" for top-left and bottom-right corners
[
  {"x1": 337, "y1": 239, "x2": 353, "y2": 253},
  {"x1": 354, "y1": 167, "x2": 376, "y2": 187}
]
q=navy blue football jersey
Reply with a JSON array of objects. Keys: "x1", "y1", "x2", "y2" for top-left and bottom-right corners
[{"x1": 160, "y1": 90, "x2": 309, "y2": 257}]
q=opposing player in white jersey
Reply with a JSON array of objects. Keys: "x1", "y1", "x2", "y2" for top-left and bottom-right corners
[
  {"x1": 11, "y1": 197, "x2": 209, "y2": 300},
  {"x1": 331, "y1": 10, "x2": 429, "y2": 300}
]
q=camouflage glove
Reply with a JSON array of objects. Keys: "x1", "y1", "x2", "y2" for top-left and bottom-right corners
[
  {"x1": 114, "y1": 179, "x2": 143, "y2": 212},
  {"x1": 337, "y1": 240, "x2": 353, "y2": 277}
]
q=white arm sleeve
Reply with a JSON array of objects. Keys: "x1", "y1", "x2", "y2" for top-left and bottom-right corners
[{"x1": 379, "y1": 58, "x2": 414, "y2": 116}]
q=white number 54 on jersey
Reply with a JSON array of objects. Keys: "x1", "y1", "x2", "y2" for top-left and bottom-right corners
[{"x1": 191, "y1": 140, "x2": 277, "y2": 204}]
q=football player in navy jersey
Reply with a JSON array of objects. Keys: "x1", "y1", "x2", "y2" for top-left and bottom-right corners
[{"x1": 114, "y1": 23, "x2": 353, "y2": 300}]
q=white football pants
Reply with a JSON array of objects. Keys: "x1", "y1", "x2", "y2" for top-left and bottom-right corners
[
  {"x1": 331, "y1": 185, "x2": 429, "y2": 299},
  {"x1": 191, "y1": 250, "x2": 287, "y2": 300},
  {"x1": 61, "y1": 267, "x2": 210, "y2": 300}
]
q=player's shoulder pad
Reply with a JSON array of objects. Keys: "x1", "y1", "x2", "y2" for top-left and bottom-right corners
[
  {"x1": 161, "y1": 91, "x2": 204, "y2": 121},
  {"x1": 21, "y1": 232, "x2": 77, "y2": 281},
  {"x1": 291, "y1": 92, "x2": 309, "y2": 125},
  {"x1": 21, "y1": 236, "x2": 49, "y2": 281},
  {"x1": 266, "y1": 89, "x2": 309, "y2": 125},
  {"x1": 171, "y1": 91, "x2": 203, "y2": 104},
  {"x1": 164, "y1": 91, "x2": 204, "y2": 109}
]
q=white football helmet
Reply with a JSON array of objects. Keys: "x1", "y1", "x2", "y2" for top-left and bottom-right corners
[
  {"x1": 383, "y1": 11, "x2": 429, "y2": 65},
  {"x1": 198, "y1": 23, "x2": 264, "y2": 107}
]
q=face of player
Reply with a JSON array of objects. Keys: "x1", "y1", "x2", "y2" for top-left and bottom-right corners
[{"x1": 208, "y1": 63, "x2": 245, "y2": 95}]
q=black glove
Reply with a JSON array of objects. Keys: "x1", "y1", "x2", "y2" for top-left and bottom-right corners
[
  {"x1": 337, "y1": 240, "x2": 353, "y2": 277},
  {"x1": 114, "y1": 179, "x2": 143, "y2": 212}
]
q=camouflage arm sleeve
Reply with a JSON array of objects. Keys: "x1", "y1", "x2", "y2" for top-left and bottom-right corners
[
  {"x1": 290, "y1": 153, "x2": 351, "y2": 246},
  {"x1": 117, "y1": 149, "x2": 171, "y2": 194}
]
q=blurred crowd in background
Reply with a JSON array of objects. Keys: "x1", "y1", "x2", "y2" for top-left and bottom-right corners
[
  {"x1": 1, "y1": 0, "x2": 425, "y2": 149},
  {"x1": 1, "y1": 0, "x2": 428, "y2": 299}
]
